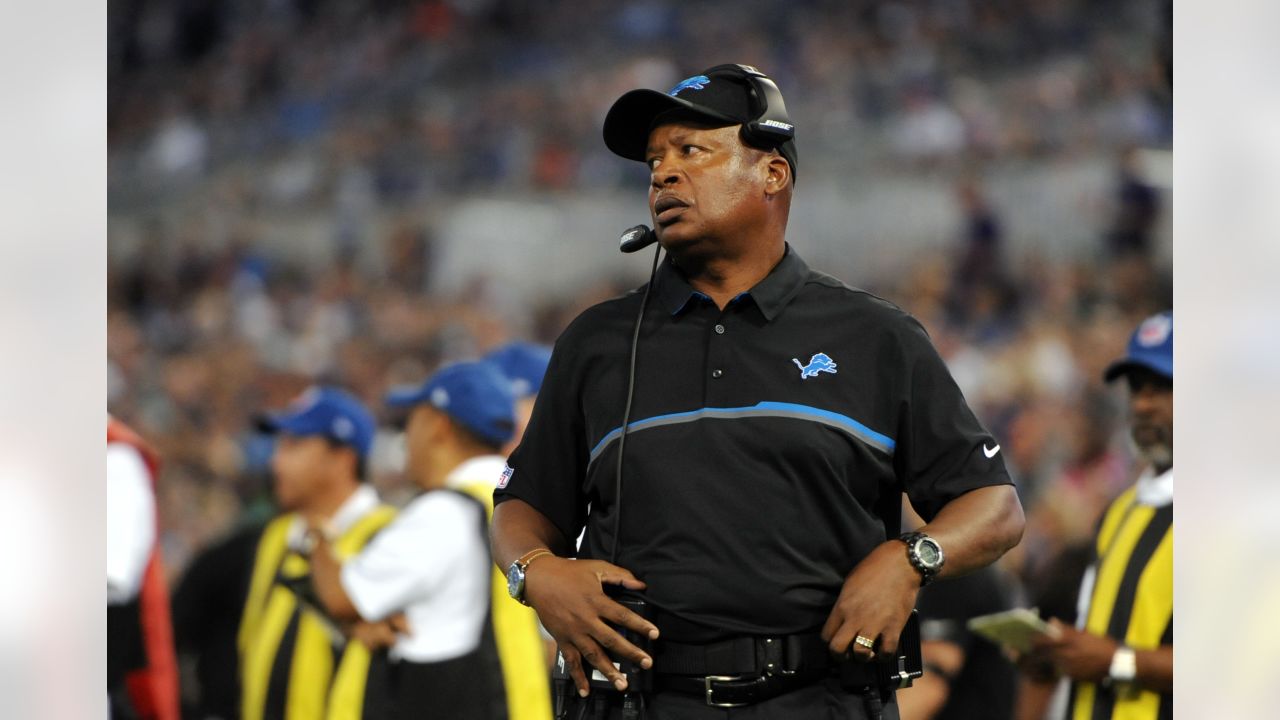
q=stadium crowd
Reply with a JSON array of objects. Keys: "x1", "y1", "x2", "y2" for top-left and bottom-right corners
[{"x1": 110, "y1": 0, "x2": 1170, "y2": 208}]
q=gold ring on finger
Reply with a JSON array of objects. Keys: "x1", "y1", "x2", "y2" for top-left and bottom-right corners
[{"x1": 854, "y1": 635, "x2": 875, "y2": 649}]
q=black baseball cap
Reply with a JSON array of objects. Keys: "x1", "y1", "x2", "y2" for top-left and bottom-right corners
[{"x1": 603, "y1": 65, "x2": 798, "y2": 181}]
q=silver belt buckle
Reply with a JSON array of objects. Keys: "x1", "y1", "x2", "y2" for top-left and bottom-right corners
[{"x1": 704, "y1": 675, "x2": 749, "y2": 708}]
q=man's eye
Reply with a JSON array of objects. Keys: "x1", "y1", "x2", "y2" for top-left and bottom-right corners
[
  {"x1": 683, "y1": 145, "x2": 699, "y2": 155},
  {"x1": 647, "y1": 158, "x2": 660, "y2": 169}
]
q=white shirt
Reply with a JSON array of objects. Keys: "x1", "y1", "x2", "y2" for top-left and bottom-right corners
[
  {"x1": 341, "y1": 459, "x2": 497, "y2": 663},
  {"x1": 107, "y1": 444, "x2": 156, "y2": 604},
  {"x1": 1134, "y1": 466, "x2": 1173, "y2": 508},
  {"x1": 444, "y1": 455, "x2": 508, "y2": 493}
]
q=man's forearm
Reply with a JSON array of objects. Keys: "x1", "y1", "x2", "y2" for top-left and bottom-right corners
[
  {"x1": 1136, "y1": 645, "x2": 1173, "y2": 693},
  {"x1": 309, "y1": 535, "x2": 361, "y2": 622},
  {"x1": 919, "y1": 484, "x2": 1024, "y2": 578},
  {"x1": 491, "y1": 498, "x2": 573, "y2": 570}
]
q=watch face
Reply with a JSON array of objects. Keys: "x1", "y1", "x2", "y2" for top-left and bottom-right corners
[
  {"x1": 916, "y1": 539, "x2": 942, "y2": 567},
  {"x1": 507, "y1": 565, "x2": 523, "y2": 598}
]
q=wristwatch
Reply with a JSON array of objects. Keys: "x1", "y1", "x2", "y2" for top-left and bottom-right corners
[
  {"x1": 506, "y1": 548, "x2": 554, "y2": 606},
  {"x1": 1107, "y1": 646, "x2": 1137, "y2": 685},
  {"x1": 899, "y1": 532, "x2": 945, "y2": 586},
  {"x1": 297, "y1": 526, "x2": 331, "y2": 556}
]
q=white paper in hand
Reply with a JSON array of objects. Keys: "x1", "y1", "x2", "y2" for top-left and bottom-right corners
[{"x1": 966, "y1": 607, "x2": 1061, "y2": 653}]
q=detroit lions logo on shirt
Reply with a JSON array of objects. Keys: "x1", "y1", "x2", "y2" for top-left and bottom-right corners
[
  {"x1": 669, "y1": 75, "x2": 710, "y2": 96},
  {"x1": 792, "y1": 353, "x2": 837, "y2": 379}
]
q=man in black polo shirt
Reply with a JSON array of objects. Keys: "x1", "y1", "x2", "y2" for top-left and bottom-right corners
[{"x1": 492, "y1": 64, "x2": 1025, "y2": 719}]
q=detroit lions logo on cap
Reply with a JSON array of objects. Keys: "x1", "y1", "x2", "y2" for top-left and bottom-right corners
[
  {"x1": 792, "y1": 353, "x2": 837, "y2": 379},
  {"x1": 669, "y1": 75, "x2": 710, "y2": 96}
]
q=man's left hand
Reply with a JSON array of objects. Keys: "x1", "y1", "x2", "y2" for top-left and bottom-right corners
[
  {"x1": 821, "y1": 540, "x2": 921, "y2": 661},
  {"x1": 1030, "y1": 619, "x2": 1117, "y2": 682},
  {"x1": 348, "y1": 613, "x2": 412, "y2": 650}
]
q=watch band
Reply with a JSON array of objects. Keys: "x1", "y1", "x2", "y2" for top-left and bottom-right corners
[
  {"x1": 899, "y1": 531, "x2": 943, "y2": 586},
  {"x1": 516, "y1": 547, "x2": 553, "y2": 569},
  {"x1": 509, "y1": 548, "x2": 554, "y2": 606},
  {"x1": 1107, "y1": 646, "x2": 1137, "y2": 685},
  {"x1": 298, "y1": 526, "x2": 331, "y2": 556}
]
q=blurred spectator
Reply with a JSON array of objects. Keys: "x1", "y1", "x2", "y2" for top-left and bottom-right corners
[
  {"x1": 108, "y1": 416, "x2": 181, "y2": 720},
  {"x1": 1023, "y1": 311, "x2": 1174, "y2": 720},
  {"x1": 1104, "y1": 146, "x2": 1160, "y2": 259},
  {"x1": 307, "y1": 363, "x2": 516, "y2": 719},
  {"x1": 238, "y1": 388, "x2": 398, "y2": 720},
  {"x1": 483, "y1": 341, "x2": 553, "y2": 457}
]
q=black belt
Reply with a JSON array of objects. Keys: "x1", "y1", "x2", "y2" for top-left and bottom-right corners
[
  {"x1": 651, "y1": 633, "x2": 882, "y2": 707},
  {"x1": 655, "y1": 671, "x2": 826, "y2": 708},
  {"x1": 655, "y1": 633, "x2": 832, "y2": 675}
]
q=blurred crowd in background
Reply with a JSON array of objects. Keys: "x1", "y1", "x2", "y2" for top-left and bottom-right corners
[{"x1": 106, "y1": 0, "x2": 1172, "y2": 707}]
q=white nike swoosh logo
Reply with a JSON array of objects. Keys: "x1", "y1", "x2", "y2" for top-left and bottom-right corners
[{"x1": 983, "y1": 444, "x2": 1001, "y2": 458}]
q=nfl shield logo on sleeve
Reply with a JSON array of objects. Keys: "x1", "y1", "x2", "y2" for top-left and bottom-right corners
[{"x1": 498, "y1": 463, "x2": 515, "y2": 489}]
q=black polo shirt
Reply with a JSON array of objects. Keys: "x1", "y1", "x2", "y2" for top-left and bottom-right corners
[{"x1": 495, "y1": 245, "x2": 1011, "y2": 642}]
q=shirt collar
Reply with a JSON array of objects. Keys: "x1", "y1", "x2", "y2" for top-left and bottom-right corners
[
  {"x1": 444, "y1": 455, "x2": 508, "y2": 490},
  {"x1": 656, "y1": 244, "x2": 809, "y2": 322},
  {"x1": 1134, "y1": 466, "x2": 1173, "y2": 506}
]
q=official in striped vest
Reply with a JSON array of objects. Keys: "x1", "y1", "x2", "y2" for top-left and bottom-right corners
[
  {"x1": 305, "y1": 361, "x2": 510, "y2": 720},
  {"x1": 1033, "y1": 311, "x2": 1173, "y2": 720},
  {"x1": 239, "y1": 386, "x2": 397, "y2": 720}
]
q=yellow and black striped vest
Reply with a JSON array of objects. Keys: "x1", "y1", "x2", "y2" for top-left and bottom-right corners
[
  {"x1": 238, "y1": 505, "x2": 396, "y2": 720},
  {"x1": 1069, "y1": 485, "x2": 1172, "y2": 720},
  {"x1": 456, "y1": 479, "x2": 553, "y2": 720}
]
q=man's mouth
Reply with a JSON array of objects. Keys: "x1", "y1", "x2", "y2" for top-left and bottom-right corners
[{"x1": 653, "y1": 196, "x2": 689, "y2": 224}]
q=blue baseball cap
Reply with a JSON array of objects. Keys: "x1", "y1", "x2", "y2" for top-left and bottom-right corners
[
  {"x1": 1104, "y1": 311, "x2": 1173, "y2": 382},
  {"x1": 483, "y1": 342, "x2": 552, "y2": 398},
  {"x1": 386, "y1": 361, "x2": 516, "y2": 446},
  {"x1": 255, "y1": 386, "x2": 376, "y2": 459}
]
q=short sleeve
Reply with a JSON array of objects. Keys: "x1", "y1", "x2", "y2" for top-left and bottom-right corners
[
  {"x1": 493, "y1": 329, "x2": 590, "y2": 546},
  {"x1": 107, "y1": 444, "x2": 156, "y2": 603},
  {"x1": 341, "y1": 495, "x2": 471, "y2": 621},
  {"x1": 893, "y1": 316, "x2": 1012, "y2": 521}
]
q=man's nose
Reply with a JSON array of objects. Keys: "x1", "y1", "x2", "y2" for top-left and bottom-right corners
[{"x1": 650, "y1": 160, "x2": 680, "y2": 188}]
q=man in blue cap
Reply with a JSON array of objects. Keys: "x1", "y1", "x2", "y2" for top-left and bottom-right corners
[
  {"x1": 239, "y1": 386, "x2": 397, "y2": 720},
  {"x1": 483, "y1": 341, "x2": 552, "y2": 456},
  {"x1": 1029, "y1": 311, "x2": 1173, "y2": 720},
  {"x1": 305, "y1": 362, "x2": 513, "y2": 719}
]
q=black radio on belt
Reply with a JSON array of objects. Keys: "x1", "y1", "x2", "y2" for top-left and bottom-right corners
[
  {"x1": 550, "y1": 590, "x2": 654, "y2": 711},
  {"x1": 601, "y1": 591, "x2": 654, "y2": 694},
  {"x1": 836, "y1": 610, "x2": 924, "y2": 692}
]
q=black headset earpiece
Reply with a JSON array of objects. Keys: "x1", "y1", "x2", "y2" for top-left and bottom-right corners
[{"x1": 702, "y1": 64, "x2": 795, "y2": 150}]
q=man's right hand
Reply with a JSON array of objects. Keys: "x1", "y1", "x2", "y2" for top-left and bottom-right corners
[{"x1": 523, "y1": 555, "x2": 659, "y2": 697}]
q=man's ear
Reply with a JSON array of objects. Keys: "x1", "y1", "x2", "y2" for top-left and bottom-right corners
[{"x1": 763, "y1": 153, "x2": 790, "y2": 196}]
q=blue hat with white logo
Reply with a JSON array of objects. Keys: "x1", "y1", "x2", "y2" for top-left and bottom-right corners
[
  {"x1": 256, "y1": 386, "x2": 376, "y2": 459},
  {"x1": 1104, "y1": 311, "x2": 1173, "y2": 382},
  {"x1": 385, "y1": 361, "x2": 517, "y2": 446},
  {"x1": 483, "y1": 342, "x2": 552, "y2": 398}
]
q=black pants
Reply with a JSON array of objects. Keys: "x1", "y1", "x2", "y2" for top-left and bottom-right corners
[
  {"x1": 560, "y1": 677, "x2": 899, "y2": 720},
  {"x1": 364, "y1": 649, "x2": 508, "y2": 720}
]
